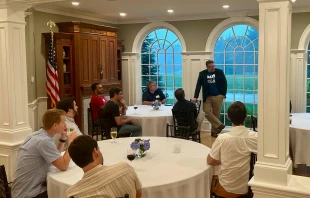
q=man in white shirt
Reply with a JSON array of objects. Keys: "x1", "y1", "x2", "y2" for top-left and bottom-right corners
[
  {"x1": 66, "y1": 135, "x2": 142, "y2": 198},
  {"x1": 53, "y1": 97, "x2": 83, "y2": 150},
  {"x1": 207, "y1": 101, "x2": 257, "y2": 198}
]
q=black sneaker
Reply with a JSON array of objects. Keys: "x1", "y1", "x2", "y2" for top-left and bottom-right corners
[
  {"x1": 211, "y1": 132, "x2": 218, "y2": 138},
  {"x1": 217, "y1": 124, "x2": 225, "y2": 134}
]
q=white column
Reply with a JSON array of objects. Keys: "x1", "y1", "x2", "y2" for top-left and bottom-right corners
[
  {"x1": 122, "y1": 52, "x2": 139, "y2": 105},
  {"x1": 249, "y1": 0, "x2": 310, "y2": 197},
  {"x1": 290, "y1": 49, "x2": 307, "y2": 113},
  {"x1": 0, "y1": 2, "x2": 32, "y2": 181},
  {"x1": 255, "y1": 0, "x2": 293, "y2": 185}
]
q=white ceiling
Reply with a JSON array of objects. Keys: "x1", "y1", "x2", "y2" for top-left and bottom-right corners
[{"x1": 34, "y1": 0, "x2": 310, "y2": 24}]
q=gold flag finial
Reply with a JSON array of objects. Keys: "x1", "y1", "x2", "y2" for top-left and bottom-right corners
[{"x1": 47, "y1": 20, "x2": 56, "y2": 31}]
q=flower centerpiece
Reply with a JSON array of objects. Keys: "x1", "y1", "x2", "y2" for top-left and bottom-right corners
[
  {"x1": 151, "y1": 100, "x2": 161, "y2": 110},
  {"x1": 130, "y1": 138, "x2": 151, "y2": 158}
]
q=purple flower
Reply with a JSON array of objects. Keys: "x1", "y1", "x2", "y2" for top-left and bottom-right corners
[
  {"x1": 143, "y1": 140, "x2": 150, "y2": 151},
  {"x1": 130, "y1": 141, "x2": 140, "y2": 150}
]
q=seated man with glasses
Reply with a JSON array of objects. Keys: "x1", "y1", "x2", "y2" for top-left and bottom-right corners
[{"x1": 66, "y1": 135, "x2": 142, "y2": 198}]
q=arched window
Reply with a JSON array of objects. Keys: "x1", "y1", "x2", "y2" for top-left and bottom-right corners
[
  {"x1": 141, "y1": 28, "x2": 182, "y2": 104},
  {"x1": 214, "y1": 24, "x2": 259, "y2": 127}
]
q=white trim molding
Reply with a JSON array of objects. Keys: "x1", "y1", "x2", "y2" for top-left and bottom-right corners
[
  {"x1": 130, "y1": 22, "x2": 187, "y2": 103},
  {"x1": 290, "y1": 49, "x2": 307, "y2": 113},
  {"x1": 292, "y1": 22, "x2": 310, "y2": 113},
  {"x1": 298, "y1": 23, "x2": 310, "y2": 50},
  {"x1": 205, "y1": 16, "x2": 259, "y2": 53},
  {"x1": 132, "y1": 22, "x2": 187, "y2": 53},
  {"x1": 28, "y1": 97, "x2": 47, "y2": 131}
]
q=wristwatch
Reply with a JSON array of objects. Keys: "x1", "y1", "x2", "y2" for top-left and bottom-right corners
[{"x1": 59, "y1": 139, "x2": 67, "y2": 143}]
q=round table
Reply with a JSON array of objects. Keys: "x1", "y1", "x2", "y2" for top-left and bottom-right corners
[
  {"x1": 289, "y1": 113, "x2": 310, "y2": 166},
  {"x1": 122, "y1": 105, "x2": 173, "y2": 136},
  {"x1": 47, "y1": 137, "x2": 213, "y2": 198}
]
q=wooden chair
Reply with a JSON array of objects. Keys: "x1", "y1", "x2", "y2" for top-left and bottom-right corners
[
  {"x1": 166, "y1": 123, "x2": 190, "y2": 140},
  {"x1": 98, "y1": 109, "x2": 112, "y2": 139},
  {"x1": 251, "y1": 115, "x2": 257, "y2": 132},
  {"x1": 0, "y1": 165, "x2": 11, "y2": 198},
  {"x1": 172, "y1": 109, "x2": 201, "y2": 143},
  {"x1": 88, "y1": 103, "x2": 104, "y2": 140},
  {"x1": 190, "y1": 99, "x2": 202, "y2": 114},
  {"x1": 211, "y1": 153, "x2": 257, "y2": 198}
]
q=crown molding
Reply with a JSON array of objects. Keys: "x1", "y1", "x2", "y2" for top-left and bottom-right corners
[
  {"x1": 33, "y1": 5, "x2": 118, "y2": 24},
  {"x1": 31, "y1": 4, "x2": 310, "y2": 25},
  {"x1": 118, "y1": 10, "x2": 259, "y2": 24}
]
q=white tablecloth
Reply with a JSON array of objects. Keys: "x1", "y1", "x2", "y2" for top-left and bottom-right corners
[
  {"x1": 47, "y1": 137, "x2": 213, "y2": 198},
  {"x1": 122, "y1": 105, "x2": 173, "y2": 136},
  {"x1": 289, "y1": 113, "x2": 310, "y2": 166}
]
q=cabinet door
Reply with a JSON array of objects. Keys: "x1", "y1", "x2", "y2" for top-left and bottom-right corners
[
  {"x1": 80, "y1": 34, "x2": 92, "y2": 85},
  {"x1": 91, "y1": 36, "x2": 100, "y2": 83},
  {"x1": 107, "y1": 37, "x2": 118, "y2": 82},
  {"x1": 99, "y1": 36, "x2": 108, "y2": 83}
]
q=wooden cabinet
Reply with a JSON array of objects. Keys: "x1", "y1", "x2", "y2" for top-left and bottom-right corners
[{"x1": 43, "y1": 22, "x2": 122, "y2": 128}]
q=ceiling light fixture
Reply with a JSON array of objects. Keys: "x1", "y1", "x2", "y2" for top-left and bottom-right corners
[
  {"x1": 223, "y1": 5, "x2": 229, "y2": 9},
  {"x1": 119, "y1": 13, "x2": 127, "y2": 17},
  {"x1": 291, "y1": 0, "x2": 296, "y2": 3},
  {"x1": 72, "y1": 2, "x2": 80, "y2": 6},
  {"x1": 167, "y1": 9, "x2": 174, "y2": 13}
]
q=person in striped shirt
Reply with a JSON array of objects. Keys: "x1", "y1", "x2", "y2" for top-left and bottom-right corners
[{"x1": 65, "y1": 135, "x2": 142, "y2": 198}]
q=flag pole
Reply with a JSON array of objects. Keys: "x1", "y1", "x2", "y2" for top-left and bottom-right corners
[{"x1": 46, "y1": 20, "x2": 59, "y2": 109}]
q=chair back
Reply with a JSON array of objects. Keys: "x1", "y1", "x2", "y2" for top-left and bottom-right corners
[
  {"x1": 166, "y1": 123, "x2": 190, "y2": 140},
  {"x1": 98, "y1": 109, "x2": 113, "y2": 139},
  {"x1": 247, "y1": 153, "x2": 257, "y2": 198},
  {"x1": 190, "y1": 99, "x2": 202, "y2": 114},
  {"x1": 0, "y1": 165, "x2": 11, "y2": 198},
  {"x1": 251, "y1": 115, "x2": 257, "y2": 132},
  {"x1": 172, "y1": 109, "x2": 195, "y2": 127}
]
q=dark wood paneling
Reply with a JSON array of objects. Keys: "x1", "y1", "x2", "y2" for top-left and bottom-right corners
[
  {"x1": 80, "y1": 35, "x2": 91, "y2": 85},
  {"x1": 91, "y1": 36, "x2": 100, "y2": 83},
  {"x1": 99, "y1": 36, "x2": 108, "y2": 83},
  {"x1": 108, "y1": 37, "x2": 117, "y2": 82}
]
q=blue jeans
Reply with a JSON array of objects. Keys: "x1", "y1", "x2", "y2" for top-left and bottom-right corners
[{"x1": 118, "y1": 124, "x2": 142, "y2": 137}]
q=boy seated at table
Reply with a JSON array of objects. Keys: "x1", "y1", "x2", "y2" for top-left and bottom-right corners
[
  {"x1": 207, "y1": 101, "x2": 257, "y2": 198},
  {"x1": 65, "y1": 135, "x2": 142, "y2": 198}
]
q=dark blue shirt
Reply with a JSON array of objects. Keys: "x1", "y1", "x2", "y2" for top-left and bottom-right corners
[
  {"x1": 142, "y1": 89, "x2": 166, "y2": 102},
  {"x1": 207, "y1": 72, "x2": 220, "y2": 96}
]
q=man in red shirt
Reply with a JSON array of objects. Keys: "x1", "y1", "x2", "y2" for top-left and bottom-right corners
[{"x1": 90, "y1": 83, "x2": 108, "y2": 122}]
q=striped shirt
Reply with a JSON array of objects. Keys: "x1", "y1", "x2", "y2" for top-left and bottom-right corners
[{"x1": 65, "y1": 162, "x2": 142, "y2": 198}]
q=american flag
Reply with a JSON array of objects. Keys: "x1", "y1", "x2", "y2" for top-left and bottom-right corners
[{"x1": 46, "y1": 32, "x2": 60, "y2": 108}]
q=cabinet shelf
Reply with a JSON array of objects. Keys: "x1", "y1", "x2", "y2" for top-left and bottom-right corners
[{"x1": 63, "y1": 57, "x2": 70, "y2": 60}]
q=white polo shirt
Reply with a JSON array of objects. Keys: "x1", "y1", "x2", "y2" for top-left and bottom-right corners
[{"x1": 209, "y1": 126, "x2": 257, "y2": 194}]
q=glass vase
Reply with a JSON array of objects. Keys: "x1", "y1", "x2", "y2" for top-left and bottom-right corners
[{"x1": 136, "y1": 148, "x2": 146, "y2": 158}]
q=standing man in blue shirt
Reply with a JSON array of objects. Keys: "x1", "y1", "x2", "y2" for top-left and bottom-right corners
[
  {"x1": 142, "y1": 81, "x2": 166, "y2": 105},
  {"x1": 193, "y1": 60, "x2": 227, "y2": 137}
]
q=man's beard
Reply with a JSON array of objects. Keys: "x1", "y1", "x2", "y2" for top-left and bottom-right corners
[{"x1": 73, "y1": 109, "x2": 78, "y2": 116}]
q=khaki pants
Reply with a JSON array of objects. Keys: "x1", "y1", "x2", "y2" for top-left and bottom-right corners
[
  {"x1": 211, "y1": 175, "x2": 246, "y2": 198},
  {"x1": 203, "y1": 95, "x2": 224, "y2": 132}
]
